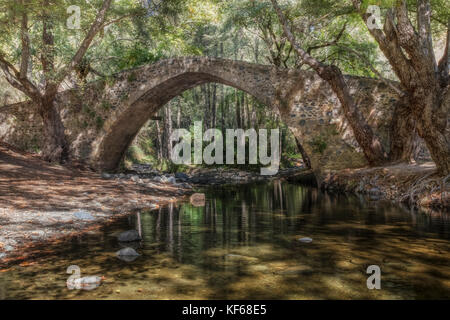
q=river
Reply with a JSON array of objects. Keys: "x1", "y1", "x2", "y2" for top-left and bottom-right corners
[{"x1": 1, "y1": 181, "x2": 449, "y2": 299}]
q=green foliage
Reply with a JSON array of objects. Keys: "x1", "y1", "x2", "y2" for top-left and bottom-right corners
[
  {"x1": 95, "y1": 116, "x2": 104, "y2": 130},
  {"x1": 101, "y1": 101, "x2": 112, "y2": 111},
  {"x1": 309, "y1": 136, "x2": 328, "y2": 154},
  {"x1": 117, "y1": 44, "x2": 163, "y2": 70}
]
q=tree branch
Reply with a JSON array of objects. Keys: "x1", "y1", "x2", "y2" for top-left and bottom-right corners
[
  {"x1": 352, "y1": 0, "x2": 416, "y2": 89},
  {"x1": 417, "y1": 0, "x2": 437, "y2": 70},
  {"x1": 41, "y1": 0, "x2": 55, "y2": 88},
  {"x1": 307, "y1": 22, "x2": 347, "y2": 54},
  {"x1": 19, "y1": 0, "x2": 30, "y2": 79},
  {"x1": 438, "y1": 19, "x2": 450, "y2": 83},
  {"x1": 0, "y1": 52, "x2": 40, "y2": 99},
  {"x1": 336, "y1": 44, "x2": 406, "y2": 96},
  {"x1": 55, "y1": 0, "x2": 113, "y2": 86},
  {"x1": 395, "y1": 0, "x2": 436, "y2": 82},
  {"x1": 270, "y1": 0, "x2": 325, "y2": 74}
]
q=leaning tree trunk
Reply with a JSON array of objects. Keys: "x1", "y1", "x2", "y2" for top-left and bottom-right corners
[
  {"x1": 294, "y1": 136, "x2": 312, "y2": 169},
  {"x1": 322, "y1": 66, "x2": 388, "y2": 165},
  {"x1": 270, "y1": 0, "x2": 388, "y2": 166},
  {"x1": 39, "y1": 98, "x2": 68, "y2": 163},
  {"x1": 412, "y1": 90, "x2": 450, "y2": 175}
]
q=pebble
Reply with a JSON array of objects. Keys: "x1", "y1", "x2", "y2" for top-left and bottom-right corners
[
  {"x1": 298, "y1": 237, "x2": 313, "y2": 243},
  {"x1": 74, "y1": 210, "x2": 95, "y2": 221},
  {"x1": 116, "y1": 247, "x2": 140, "y2": 262},
  {"x1": 118, "y1": 230, "x2": 141, "y2": 242}
]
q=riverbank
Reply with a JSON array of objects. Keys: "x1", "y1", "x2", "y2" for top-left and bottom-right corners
[
  {"x1": 0, "y1": 143, "x2": 195, "y2": 266},
  {"x1": 320, "y1": 162, "x2": 449, "y2": 211},
  {"x1": 121, "y1": 164, "x2": 307, "y2": 186}
]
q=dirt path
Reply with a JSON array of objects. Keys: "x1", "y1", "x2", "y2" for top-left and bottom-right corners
[{"x1": 0, "y1": 142, "x2": 193, "y2": 266}]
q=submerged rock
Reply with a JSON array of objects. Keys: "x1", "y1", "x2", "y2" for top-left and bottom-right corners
[
  {"x1": 101, "y1": 173, "x2": 112, "y2": 179},
  {"x1": 277, "y1": 268, "x2": 314, "y2": 276},
  {"x1": 118, "y1": 230, "x2": 141, "y2": 242},
  {"x1": 67, "y1": 276, "x2": 103, "y2": 291},
  {"x1": 116, "y1": 247, "x2": 140, "y2": 262},
  {"x1": 298, "y1": 237, "x2": 313, "y2": 243}
]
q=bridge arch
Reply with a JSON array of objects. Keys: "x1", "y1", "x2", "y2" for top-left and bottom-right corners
[
  {"x1": 0, "y1": 57, "x2": 400, "y2": 176},
  {"x1": 91, "y1": 57, "x2": 304, "y2": 171}
]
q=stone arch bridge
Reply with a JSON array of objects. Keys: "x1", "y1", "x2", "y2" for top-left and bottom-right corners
[{"x1": 0, "y1": 57, "x2": 400, "y2": 174}]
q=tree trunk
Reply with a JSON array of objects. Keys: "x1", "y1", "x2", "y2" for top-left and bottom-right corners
[
  {"x1": 177, "y1": 97, "x2": 181, "y2": 129},
  {"x1": 412, "y1": 91, "x2": 450, "y2": 174},
  {"x1": 162, "y1": 104, "x2": 173, "y2": 159},
  {"x1": 270, "y1": 0, "x2": 388, "y2": 166},
  {"x1": 39, "y1": 98, "x2": 68, "y2": 162},
  {"x1": 321, "y1": 66, "x2": 388, "y2": 165},
  {"x1": 351, "y1": 1, "x2": 449, "y2": 175},
  {"x1": 235, "y1": 90, "x2": 241, "y2": 128},
  {"x1": 155, "y1": 119, "x2": 163, "y2": 160},
  {"x1": 211, "y1": 83, "x2": 217, "y2": 128},
  {"x1": 389, "y1": 99, "x2": 419, "y2": 162},
  {"x1": 294, "y1": 136, "x2": 312, "y2": 169}
]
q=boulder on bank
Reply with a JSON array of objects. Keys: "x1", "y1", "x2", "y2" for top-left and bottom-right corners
[{"x1": 175, "y1": 172, "x2": 189, "y2": 182}]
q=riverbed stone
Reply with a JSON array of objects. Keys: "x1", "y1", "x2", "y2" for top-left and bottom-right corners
[
  {"x1": 116, "y1": 247, "x2": 140, "y2": 262},
  {"x1": 118, "y1": 230, "x2": 141, "y2": 242},
  {"x1": 298, "y1": 237, "x2": 313, "y2": 243},
  {"x1": 74, "y1": 210, "x2": 95, "y2": 221},
  {"x1": 175, "y1": 172, "x2": 189, "y2": 182},
  {"x1": 167, "y1": 177, "x2": 176, "y2": 184}
]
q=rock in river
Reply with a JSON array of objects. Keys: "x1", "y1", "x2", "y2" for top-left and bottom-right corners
[
  {"x1": 190, "y1": 193, "x2": 206, "y2": 207},
  {"x1": 175, "y1": 172, "x2": 189, "y2": 182},
  {"x1": 167, "y1": 176, "x2": 176, "y2": 184},
  {"x1": 116, "y1": 247, "x2": 140, "y2": 262},
  {"x1": 298, "y1": 237, "x2": 313, "y2": 243},
  {"x1": 118, "y1": 230, "x2": 141, "y2": 242}
]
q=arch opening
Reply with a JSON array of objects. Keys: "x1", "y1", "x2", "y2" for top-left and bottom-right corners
[{"x1": 99, "y1": 76, "x2": 308, "y2": 173}]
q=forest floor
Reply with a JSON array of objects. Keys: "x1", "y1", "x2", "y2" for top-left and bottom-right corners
[
  {"x1": 321, "y1": 162, "x2": 449, "y2": 211},
  {"x1": 0, "y1": 142, "x2": 194, "y2": 266}
]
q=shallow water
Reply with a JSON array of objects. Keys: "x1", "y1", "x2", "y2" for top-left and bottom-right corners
[{"x1": 1, "y1": 181, "x2": 449, "y2": 300}]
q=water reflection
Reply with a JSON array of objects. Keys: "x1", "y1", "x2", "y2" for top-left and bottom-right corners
[{"x1": 0, "y1": 181, "x2": 449, "y2": 299}]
